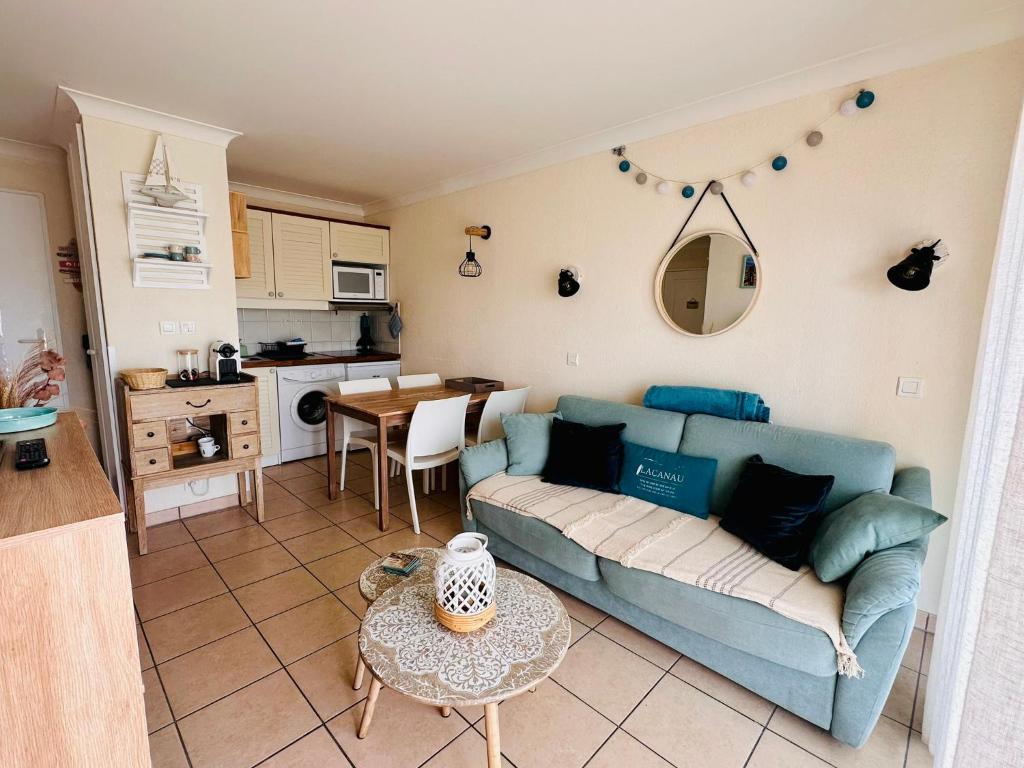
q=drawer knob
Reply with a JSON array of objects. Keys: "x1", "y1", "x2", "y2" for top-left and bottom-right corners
[
  {"x1": 243, "y1": 443, "x2": 250, "y2": 450},
  {"x1": 148, "y1": 459, "x2": 157, "y2": 465},
  {"x1": 186, "y1": 399, "x2": 211, "y2": 409},
  {"x1": 241, "y1": 419, "x2": 248, "y2": 425},
  {"x1": 277, "y1": 292, "x2": 284, "y2": 297},
  {"x1": 146, "y1": 431, "x2": 155, "y2": 438}
]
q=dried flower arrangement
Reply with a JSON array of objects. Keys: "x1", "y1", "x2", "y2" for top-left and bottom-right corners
[{"x1": 0, "y1": 340, "x2": 66, "y2": 409}]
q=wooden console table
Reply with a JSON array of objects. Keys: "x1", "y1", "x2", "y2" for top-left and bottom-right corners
[{"x1": 118, "y1": 375, "x2": 265, "y2": 554}]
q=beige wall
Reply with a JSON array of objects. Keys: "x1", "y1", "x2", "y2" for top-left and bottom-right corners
[
  {"x1": 0, "y1": 140, "x2": 98, "y2": 447},
  {"x1": 83, "y1": 116, "x2": 240, "y2": 511},
  {"x1": 372, "y1": 40, "x2": 1024, "y2": 612}
]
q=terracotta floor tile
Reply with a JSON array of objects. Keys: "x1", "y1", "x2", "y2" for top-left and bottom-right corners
[
  {"x1": 214, "y1": 544, "x2": 300, "y2": 589},
  {"x1": 283, "y1": 526, "x2": 359, "y2": 564},
  {"x1": 883, "y1": 665, "x2": 917, "y2": 727},
  {"x1": 280, "y1": 473, "x2": 328, "y2": 495},
  {"x1": 262, "y1": 482, "x2": 295, "y2": 502},
  {"x1": 306, "y1": 545, "x2": 380, "y2": 589},
  {"x1": 551, "y1": 632, "x2": 662, "y2": 723},
  {"x1": 341, "y1": 474, "x2": 375, "y2": 496},
  {"x1": 318, "y1": 495, "x2": 376, "y2": 523},
  {"x1": 419, "y1": 510, "x2": 464, "y2": 542},
  {"x1": 768, "y1": 709, "x2": 909, "y2": 768},
  {"x1": 343, "y1": 459, "x2": 370, "y2": 481},
  {"x1": 586, "y1": 729, "x2": 673, "y2": 768},
  {"x1": 913, "y1": 675, "x2": 927, "y2": 732},
  {"x1": 133, "y1": 521, "x2": 193, "y2": 554},
  {"x1": 569, "y1": 617, "x2": 590, "y2": 646},
  {"x1": 177, "y1": 670, "x2": 319, "y2": 768},
  {"x1": 669, "y1": 654, "x2": 775, "y2": 724},
  {"x1": 328, "y1": 686, "x2": 468, "y2": 768},
  {"x1": 259, "y1": 727, "x2": 349, "y2": 767},
  {"x1": 265, "y1": 462, "x2": 318, "y2": 481},
  {"x1": 257, "y1": 594, "x2": 360, "y2": 664},
  {"x1": 142, "y1": 667, "x2": 173, "y2": 733},
  {"x1": 252, "y1": 494, "x2": 312, "y2": 521},
  {"x1": 158, "y1": 627, "x2": 280, "y2": 718},
  {"x1": 623, "y1": 674, "x2": 761, "y2": 767},
  {"x1": 421, "y1": 728, "x2": 513, "y2": 767},
  {"x1": 262, "y1": 508, "x2": 333, "y2": 541},
  {"x1": 197, "y1": 525, "x2": 276, "y2": 562},
  {"x1": 747, "y1": 731, "x2": 832, "y2": 768},
  {"x1": 595, "y1": 617, "x2": 681, "y2": 670},
  {"x1": 334, "y1": 582, "x2": 368, "y2": 619},
  {"x1": 340, "y1": 512, "x2": 409, "y2": 543},
  {"x1": 288, "y1": 635, "x2": 366, "y2": 720},
  {"x1": 130, "y1": 542, "x2": 208, "y2": 587},
  {"x1": 365, "y1": 528, "x2": 441, "y2": 555},
  {"x1": 476, "y1": 681, "x2": 614, "y2": 768},
  {"x1": 907, "y1": 733, "x2": 934, "y2": 768},
  {"x1": 144, "y1": 593, "x2": 250, "y2": 663},
  {"x1": 138, "y1": 624, "x2": 154, "y2": 671},
  {"x1": 391, "y1": 497, "x2": 453, "y2": 525},
  {"x1": 549, "y1": 587, "x2": 607, "y2": 627},
  {"x1": 233, "y1": 567, "x2": 327, "y2": 622},
  {"x1": 148, "y1": 724, "x2": 189, "y2": 768},
  {"x1": 133, "y1": 566, "x2": 227, "y2": 621},
  {"x1": 903, "y1": 628, "x2": 925, "y2": 672},
  {"x1": 184, "y1": 507, "x2": 256, "y2": 540},
  {"x1": 295, "y1": 485, "x2": 361, "y2": 509}
]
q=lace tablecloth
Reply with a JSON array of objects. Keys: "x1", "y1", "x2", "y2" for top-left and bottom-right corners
[{"x1": 358, "y1": 547, "x2": 441, "y2": 603}]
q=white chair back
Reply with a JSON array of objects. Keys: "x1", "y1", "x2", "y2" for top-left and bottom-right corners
[
  {"x1": 397, "y1": 372, "x2": 442, "y2": 389},
  {"x1": 476, "y1": 386, "x2": 530, "y2": 443},
  {"x1": 407, "y1": 394, "x2": 470, "y2": 459},
  {"x1": 338, "y1": 378, "x2": 392, "y2": 435}
]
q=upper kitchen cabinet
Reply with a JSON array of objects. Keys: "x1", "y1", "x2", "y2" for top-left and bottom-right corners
[
  {"x1": 236, "y1": 209, "x2": 275, "y2": 299},
  {"x1": 270, "y1": 213, "x2": 331, "y2": 300},
  {"x1": 330, "y1": 221, "x2": 389, "y2": 265}
]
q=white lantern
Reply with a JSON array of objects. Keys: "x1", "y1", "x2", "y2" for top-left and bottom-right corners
[{"x1": 434, "y1": 533, "x2": 497, "y2": 632}]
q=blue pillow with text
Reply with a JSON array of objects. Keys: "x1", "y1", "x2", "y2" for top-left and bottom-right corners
[{"x1": 618, "y1": 441, "x2": 718, "y2": 519}]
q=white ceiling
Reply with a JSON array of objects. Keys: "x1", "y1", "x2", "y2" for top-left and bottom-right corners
[{"x1": 1, "y1": 1, "x2": 1022, "y2": 211}]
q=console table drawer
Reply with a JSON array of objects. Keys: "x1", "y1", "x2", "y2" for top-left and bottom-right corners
[
  {"x1": 229, "y1": 410, "x2": 258, "y2": 434},
  {"x1": 129, "y1": 387, "x2": 256, "y2": 422},
  {"x1": 132, "y1": 421, "x2": 167, "y2": 449},
  {"x1": 231, "y1": 434, "x2": 260, "y2": 458},
  {"x1": 134, "y1": 447, "x2": 171, "y2": 476}
]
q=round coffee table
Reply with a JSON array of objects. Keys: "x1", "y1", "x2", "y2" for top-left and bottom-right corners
[{"x1": 357, "y1": 568, "x2": 571, "y2": 767}]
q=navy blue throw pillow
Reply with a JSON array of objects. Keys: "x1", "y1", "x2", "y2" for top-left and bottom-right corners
[
  {"x1": 619, "y1": 442, "x2": 717, "y2": 519},
  {"x1": 541, "y1": 418, "x2": 626, "y2": 493},
  {"x1": 720, "y1": 455, "x2": 835, "y2": 570}
]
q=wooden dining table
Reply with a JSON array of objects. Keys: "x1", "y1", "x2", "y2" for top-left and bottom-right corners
[{"x1": 325, "y1": 384, "x2": 494, "y2": 530}]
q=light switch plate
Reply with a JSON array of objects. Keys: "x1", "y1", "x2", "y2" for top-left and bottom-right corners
[
  {"x1": 897, "y1": 377, "x2": 923, "y2": 398},
  {"x1": 566, "y1": 352, "x2": 580, "y2": 367},
  {"x1": 180, "y1": 321, "x2": 196, "y2": 335},
  {"x1": 159, "y1": 320, "x2": 178, "y2": 335}
]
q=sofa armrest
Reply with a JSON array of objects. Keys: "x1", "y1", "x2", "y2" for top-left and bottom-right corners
[
  {"x1": 842, "y1": 538, "x2": 925, "y2": 647},
  {"x1": 890, "y1": 466, "x2": 932, "y2": 507}
]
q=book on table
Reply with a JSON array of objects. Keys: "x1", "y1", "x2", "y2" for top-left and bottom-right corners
[{"x1": 382, "y1": 552, "x2": 421, "y2": 576}]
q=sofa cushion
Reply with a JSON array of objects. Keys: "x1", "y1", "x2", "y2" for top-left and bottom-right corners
[
  {"x1": 680, "y1": 415, "x2": 895, "y2": 516},
  {"x1": 503, "y1": 412, "x2": 559, "y2": 475},
  {"x1": 619, "y1": 441, "x2": 717, "y2": 518},
  {"x1": 555, "y1": 395, "x2": 686, "y2": 452},
  {"x1": 542, "y1": 418, "x2": 626, "y2": 492},
  {"x1": 468, "y1": 498, "x2": 601, "y2": 581},
  {"x1": 599, "y1": 557, "x2": 839, "y2": 676}
]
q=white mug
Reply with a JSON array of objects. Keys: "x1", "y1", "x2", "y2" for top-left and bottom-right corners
[{"x1": 198, "y1": 436, "x2": 220, "y2": 458}]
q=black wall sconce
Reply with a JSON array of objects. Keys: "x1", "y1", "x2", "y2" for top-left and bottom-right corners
[
  {"x1": 887, "y1": 239, "x2": 948, "y2": 291},
  {"x1": 459, "y1": 225, "x2": 491, "y2": 278},
  {"x1": 558, "y1": 265, "x2": 582, "y2": 297}
]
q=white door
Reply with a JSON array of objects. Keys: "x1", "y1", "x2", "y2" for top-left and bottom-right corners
[
  {"x1": 272, "y1": 213, "x2": 331, "y2": 301},
  {"x1": 0, "y1": 188, "x2": 68, "y2": 410},
  {"x1": 662, "y1": 268, "x2": 707, "y2": 334},
  {"x1": 236, "y1": 209, "x2": 276, "y2": 299},
  {"x1": 330, "y1": 221, "x2": 390, "y2": 265}
]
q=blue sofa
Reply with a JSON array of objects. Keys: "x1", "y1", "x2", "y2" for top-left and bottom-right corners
[{"x1": 459, "y1": 395, "x2": 931, "y2": 748}]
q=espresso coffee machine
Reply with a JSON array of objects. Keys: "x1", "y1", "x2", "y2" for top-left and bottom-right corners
[{"x1": 208, "y1": 341, "x2": 241, "y2": 382}]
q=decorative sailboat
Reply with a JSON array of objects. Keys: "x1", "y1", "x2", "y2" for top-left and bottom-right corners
[{"x1": 139, "y1": 135, "x2": 190, "y2": 207}]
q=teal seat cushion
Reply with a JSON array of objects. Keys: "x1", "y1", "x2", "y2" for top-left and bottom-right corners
[
  {"x1": 502, "y1": 412, "x2": 559, "y2": 476},
  {"x1": 810, "y1": 492, "x2": 947, "y2": 582},
  {"x1": 468, "y1": 498, "x2": 601, "y2": 581},
  {"x1": 619, "y1": 441, "x2": 717, "y2": 518},
  {"x1": 680, "y1": 415, "x2": 895, "y2": 516},
  {"x1": 554, "y1": 395, "x2": 686, "y2": 452},
  {"x1": 599, "y1": 558, "x2": 838, "y2": 676}
]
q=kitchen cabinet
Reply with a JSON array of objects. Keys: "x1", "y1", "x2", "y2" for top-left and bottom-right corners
[
  {"x1": 271, "y1": 213, "x2": 331, "y2": 300},
  {"x1": 231, "y1": 191, "x2": 251, "y2": 278},
  {"x1": 331, "y1": 221, "x2": 389, "y2": 265},
  {"x1": 236, "y1": 209, "x2": 275, "y2": 299},
  {"x1": 250, "y1": 366, "x2": 281, "y2": 463}
]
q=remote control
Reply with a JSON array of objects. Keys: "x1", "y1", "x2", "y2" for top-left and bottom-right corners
[{"x1": 15, "y1": 438, "x2": 50, "y2": 470}]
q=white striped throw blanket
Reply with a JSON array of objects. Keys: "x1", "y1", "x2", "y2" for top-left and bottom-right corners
[{"x1": 467, "y1": 472, "x2": 863, "y2": 678}]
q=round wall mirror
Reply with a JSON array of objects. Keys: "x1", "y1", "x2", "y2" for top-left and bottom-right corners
[{"x1": 655, "y1": 231, "x2": 760, "y2": 336}]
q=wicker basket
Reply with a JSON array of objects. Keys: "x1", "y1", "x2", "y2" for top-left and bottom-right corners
[
  {"x1": 434, "y1": 600, "x2": 496, "y2": 633},
  {"x1": 121, "y1": 368, "x2": 168, "y2": 390}
]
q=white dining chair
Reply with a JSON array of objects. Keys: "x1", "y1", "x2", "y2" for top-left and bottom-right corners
[
  {"x1": 467, "y1": 386, "x2": 531, "y2": 445},
  {"x1": 386, "y1": 394, "x2": 470, "y2": 533},
  {"x1": 337, "y1": 377, "x2": 393, "y2": 509},
  {"x1": 396, "y1": 372, "x2": 442, "y2": 389}
]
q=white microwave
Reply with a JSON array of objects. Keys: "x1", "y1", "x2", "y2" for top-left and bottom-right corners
[{"x1": 332, "y1": 263, "x2": 387, "y2": 302}]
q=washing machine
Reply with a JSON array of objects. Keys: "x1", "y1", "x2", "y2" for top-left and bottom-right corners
[{"x1": 277, "y1": 363, "x2": 346, "y2": 462}]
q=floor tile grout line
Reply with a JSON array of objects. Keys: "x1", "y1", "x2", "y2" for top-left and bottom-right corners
[
  {"x1": 741, "y1": 704, "x2": 776, "y2": 768},
  {"x1": 902, "y1": 632, "x2": 928, "y2": 768}
]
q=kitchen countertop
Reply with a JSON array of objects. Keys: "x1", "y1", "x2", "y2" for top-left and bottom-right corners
[{"x1": 241, "y1": 349, "x2": 401, "y2": 368}]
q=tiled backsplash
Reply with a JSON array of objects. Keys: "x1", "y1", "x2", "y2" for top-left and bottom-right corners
[{"x1": 236, "y1": 309, "x2": 397, "y2": 354}]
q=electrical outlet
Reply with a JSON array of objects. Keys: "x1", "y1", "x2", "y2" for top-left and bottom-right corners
[
  {"x1": 180, "y1": 321, "x2": 197, "y2": 335},
  {"x1": 897, "y1": 377, "x2": 923, "y2": 398},
  {"x1": 566, "y1": 352, "x2": 580, "y2": 367},
  {"x1": 159, "y1": 320, "x2": 178, "y2": 335}
]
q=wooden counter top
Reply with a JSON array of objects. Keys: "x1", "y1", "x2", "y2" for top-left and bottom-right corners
[
  {"x1": 0, "y1": 412, "x2": 121, "y2": 543},
  {"x1": 242, "y1": 350, "x2": 401, "y2": 369}
]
